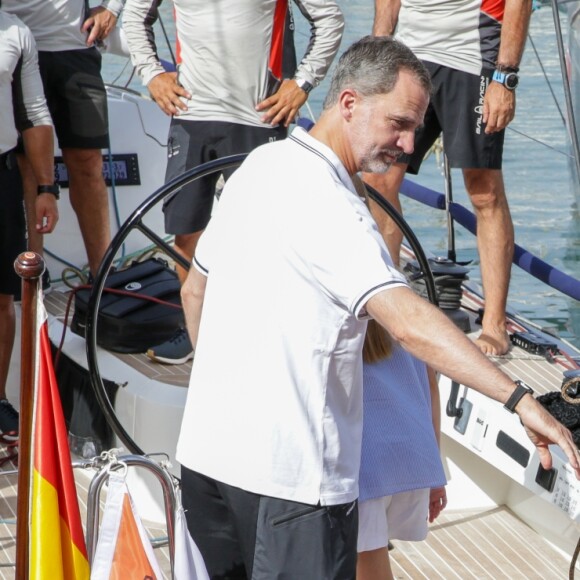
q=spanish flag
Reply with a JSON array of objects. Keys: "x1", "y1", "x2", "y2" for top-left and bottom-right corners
[{"x1": 30, "y1": 323, "x2": 90, "y2": 579}]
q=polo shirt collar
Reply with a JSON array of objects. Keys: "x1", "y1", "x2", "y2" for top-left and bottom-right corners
[{"x1": 289, "y1": 127, "x2": 358, "y2": 196}]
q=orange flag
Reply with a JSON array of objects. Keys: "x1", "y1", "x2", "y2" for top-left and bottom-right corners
[
  {"x1": 30, "y1": 323, "x2": 90, "y2": 579},
  {"x1": 90, "y1": 472, "x2": 163, "y2": 579}
]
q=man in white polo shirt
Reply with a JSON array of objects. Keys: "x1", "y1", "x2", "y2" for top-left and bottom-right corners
[{"x1": 178, "y1": 36, "x2": 580, "y2": 577}]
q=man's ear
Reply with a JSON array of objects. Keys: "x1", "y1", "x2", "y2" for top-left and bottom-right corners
[{"x1": 338, "y1": 89, "x2": 358, "y2": 121}]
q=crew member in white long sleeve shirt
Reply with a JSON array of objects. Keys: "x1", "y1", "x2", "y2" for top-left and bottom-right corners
[
  {"x1": 123, "y1": 0, "x2": 344, "y2": 364},
  {"x1": 0, "y1": 9, "x2": 58, "y2": 439}
]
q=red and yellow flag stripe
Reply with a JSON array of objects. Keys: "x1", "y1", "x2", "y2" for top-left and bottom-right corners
[{"x1": 30, "y1": 324, "x2": 89, "y2": 579}]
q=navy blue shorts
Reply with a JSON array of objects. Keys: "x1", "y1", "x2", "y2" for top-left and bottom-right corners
[
  {"x1": 401, "y1": 61, "x2": 505, "y2": 173},
  {"x1": 38, "y1": 48, "x2": 109, "y2": 149},
  {"x1": 0, "y1": 151, "x2": 26, "y2": 297},
  {"x1": 163, "y1": 119, "x2": 287, "y2": 234},
  {"x1": 181, "y1": 466, "x2": 358, "y2": 578}
]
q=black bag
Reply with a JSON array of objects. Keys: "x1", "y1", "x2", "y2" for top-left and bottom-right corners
[{"x1": 71, "y1": 258, "x2": 184, "y2": 353}]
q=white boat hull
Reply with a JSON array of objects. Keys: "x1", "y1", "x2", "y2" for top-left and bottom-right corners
[{"x1": 46, "y1": 85, "x2": 170, "y2": 277}]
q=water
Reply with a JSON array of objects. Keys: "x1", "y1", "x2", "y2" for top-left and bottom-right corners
[{"x1": 107, "y1": 2, "x2": 580, "y2": 347}]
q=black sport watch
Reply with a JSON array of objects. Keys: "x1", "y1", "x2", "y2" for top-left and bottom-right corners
[
  {"x1": 295, "y1": 77, "x2": 313, "y2": 95},
  {"x1": 492, "y1": 69, "x2": 519, "y2": 91},
  {"x1": 504, "y1": 380, "x2": 534, "y2": 413},
  {"x1": 37, "y1": 183, "x2": 60, "y2": 200}
]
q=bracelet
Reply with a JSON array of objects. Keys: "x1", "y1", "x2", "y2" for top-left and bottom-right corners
[
  {"x1": 496, "y1": 63, "x2": 520, "y2": 74},
  {"x1": 37, "y1": 183, "x2": 60, "y2": 200}
]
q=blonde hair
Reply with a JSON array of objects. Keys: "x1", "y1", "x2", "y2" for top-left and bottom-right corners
[{"x1": 363, "y1": 319, "x2": 393, "y2": 364}]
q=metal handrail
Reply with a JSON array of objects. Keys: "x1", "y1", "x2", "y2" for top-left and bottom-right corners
[{"x1": 85, "y1": 454, "x2": 178, "y2": 577}]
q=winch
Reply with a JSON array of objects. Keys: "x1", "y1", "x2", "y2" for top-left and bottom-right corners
[{"x1": 404, "y1": 256, "x2": 471, "y2": 331}]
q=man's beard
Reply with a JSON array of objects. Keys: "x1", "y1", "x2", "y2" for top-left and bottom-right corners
[{"x1": 358, "y1": 149, "x2": 400, "y2": 173}]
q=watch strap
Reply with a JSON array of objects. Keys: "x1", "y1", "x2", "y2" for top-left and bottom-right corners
[
  {"x1": 37, "y1": 183, "x2": 60, "y2": 199},
  {"x1": 492, "y1": 70, "x2": 507, "y2": 84},
  {"x1": 504, "y1": 380, "x2": 534, "y2": 413},
  {"x1": 295, "y1": 78, "x2": 313, "y2": 95}
]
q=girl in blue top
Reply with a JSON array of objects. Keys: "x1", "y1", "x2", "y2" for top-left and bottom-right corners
[{"x1": 357, "y1": 319, "x2": 447, "y2": 579}]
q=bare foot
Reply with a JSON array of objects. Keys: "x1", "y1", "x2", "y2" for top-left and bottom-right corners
[{"x1": 475, "y1": 329, "x2": 510, "y2": 356}]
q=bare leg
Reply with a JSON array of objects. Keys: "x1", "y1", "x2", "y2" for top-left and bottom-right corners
[
  {"x1": 62, "y1": 148, "x2": 110, "y2": 276},
  {"x1": 357, "y1": 547, "x2": 395, "y2": 580},
  {"x1": 0, "y1": 295, "x2": 15, "y2": 400},
  {"x1": 174, "y1": 231, "x2": 204, "y2": 285},
  {"x1": 145, "y1": 231, "x2": 202, "y2": 363},
  {"x1": 362, "y1": 163, "x2": 408, "y2": 266},
  {"x1": 16, "y1": 155, "x2": 44, "y2": 255},
  {"x1": 463, "y1": 168, "x2": 513, "y2": 356}
]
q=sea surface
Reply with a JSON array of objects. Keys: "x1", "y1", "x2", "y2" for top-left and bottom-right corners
[{"x1": 105, "y1": 2, "x2": 580, "y2": 347}]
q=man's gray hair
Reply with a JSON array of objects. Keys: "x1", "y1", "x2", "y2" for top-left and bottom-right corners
[{"x1": 323, "y1": 35, "x2": 431, "y2": 109}]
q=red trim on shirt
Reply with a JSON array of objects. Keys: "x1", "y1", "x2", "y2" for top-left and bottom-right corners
[
  {"x1": 268, "y1": 0, "x2": 288, "y2": 81},
  {"x1": 174, "y1": 8, "x2": 182, "y2": 64},
  {"x1": 482, "y1": 0, "x2": 505, "y2": 22}
]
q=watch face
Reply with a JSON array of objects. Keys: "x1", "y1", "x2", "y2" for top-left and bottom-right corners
[
  {"x1": 505, "y1": 72, "x2": 519, "y2": 90},
  {"x1": 298, "y1": 80, "x2": 313, "y2": 94}
]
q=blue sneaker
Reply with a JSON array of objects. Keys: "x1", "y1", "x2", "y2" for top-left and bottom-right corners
[{"x1": 146, "y1": 327, "x2": 194, "y2": 365}]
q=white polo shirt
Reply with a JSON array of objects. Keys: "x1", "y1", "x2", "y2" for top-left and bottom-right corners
[{"x1": 176, "y1": 127, "x2": 408, "y2": 506}]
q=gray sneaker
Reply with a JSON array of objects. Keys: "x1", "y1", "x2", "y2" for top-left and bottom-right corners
[
  {"x1": 0, "y1": 399, "x2": 19, "y2": 441},
  {"x1": 147, "y1": 328, "x2": 194, "y2": 365}
]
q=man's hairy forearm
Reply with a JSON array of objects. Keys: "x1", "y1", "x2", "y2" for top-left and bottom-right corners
[
  {"x1": 21, "y1": 125, "x2": 54, "y2": 186},
  {"x1": 373, "y1": 0, "x2": 401, "y2": 36},
  {"x1": 497, "y1": 0, "x2": 533, "y2": 68}
]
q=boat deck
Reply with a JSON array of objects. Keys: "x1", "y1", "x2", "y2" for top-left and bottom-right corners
[
  {"x1": 389, "y1": 505, "x2": 575, "y2": 579},
  {"x1": 0, "y1": 459, "x2": 574, "y2": 578}
]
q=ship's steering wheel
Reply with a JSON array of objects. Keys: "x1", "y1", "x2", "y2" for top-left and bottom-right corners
[{"x1": 86, "y1": 156, "x2": 438, "y2": 454}]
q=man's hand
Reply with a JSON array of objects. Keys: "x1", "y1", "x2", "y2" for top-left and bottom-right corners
[
  {"x1": 83, "y1": 6, "x2": 118, "y2": 47},
  {"x1": 517, "y1": 394, "x2": 580, "y2": 479},
  {"x1": 148, "y1": 72, "x2": 191, "y2": 116},
  {"x1": 35, "y1": 194, "x2": 59, "y2": 234},
  {"x1": 256, "y1": 79, "x2": 308, "y2": 128},
  {"x1": 428, "y1": 487, "x2": 447, "y2": 523},
  {"x1": 483, "y1": 82, "x2": 516, "y2": 134}
]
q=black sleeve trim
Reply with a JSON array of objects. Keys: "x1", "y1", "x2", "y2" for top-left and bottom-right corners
[
  {"x1": 193, "y1": 256, "x2": 209, "y2": 276},
  {"x1": 12, "y1": 55, "x2": 34, "y2": 133},
  {"x1": 353, "y1": 280, "x2": 407, "y2": 315}
]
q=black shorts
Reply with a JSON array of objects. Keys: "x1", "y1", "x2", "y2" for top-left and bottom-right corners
[
  {"x1": 0, "y1": 151, "x2": 26, "y2": 297},
  {"x1": 401, "y1": 61, "x2": 505, "y2": 173},
  {"x1": 163, "y1": 119, "x2": 287, "y2": 234},
  {"x1": 181, "y1": 466, "x2": 358, "y2": 579},
  {"x1": 38, "y1": 48, "x2": 109, "y2": 149}
]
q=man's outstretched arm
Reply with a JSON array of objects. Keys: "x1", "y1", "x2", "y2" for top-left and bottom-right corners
[{"x1": 366, "y1": 286, "x2": 580, "y2": 478}]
